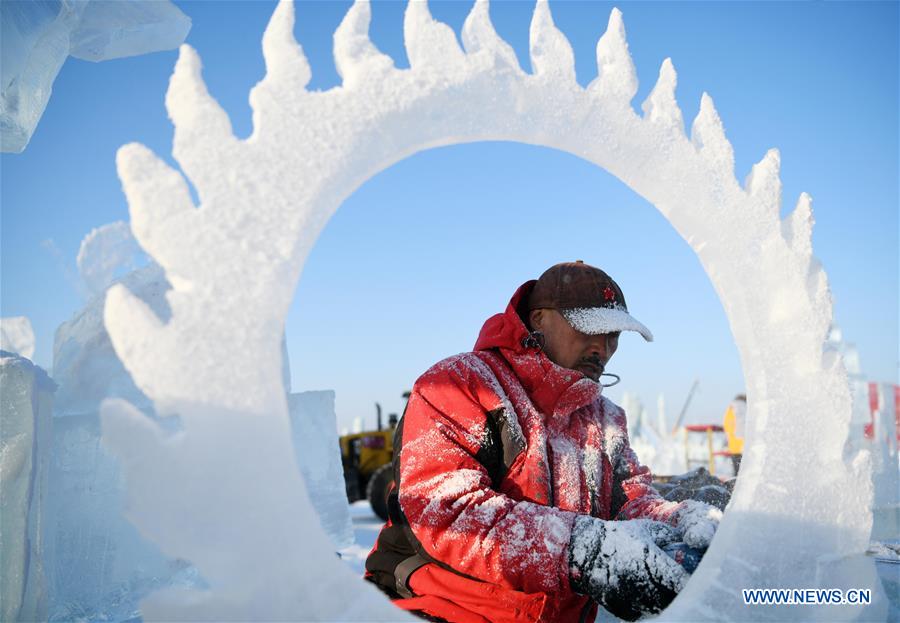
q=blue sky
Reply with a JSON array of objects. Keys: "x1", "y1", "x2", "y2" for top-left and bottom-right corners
[{"x1": 1, "y1": 1, "x2": 897, "y2": 433}]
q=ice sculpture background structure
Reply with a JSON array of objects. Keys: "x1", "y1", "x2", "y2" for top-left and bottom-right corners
[{"x1": 100, "y1": 1, "x2": 885, "y2": 620}]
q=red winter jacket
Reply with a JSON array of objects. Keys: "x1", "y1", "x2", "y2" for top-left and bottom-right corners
[{"x1": 366, "y1": 282, "x2": 680, "y2": 623}]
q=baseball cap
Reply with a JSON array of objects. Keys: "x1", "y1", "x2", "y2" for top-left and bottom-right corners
[{"x1": 528, "y1": 261, "x2": 653, "y2": 341}]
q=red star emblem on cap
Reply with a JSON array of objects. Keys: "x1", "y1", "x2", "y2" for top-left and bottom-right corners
[{"x1": 603, "y1": 286, "x2": 616, "y2": 302}]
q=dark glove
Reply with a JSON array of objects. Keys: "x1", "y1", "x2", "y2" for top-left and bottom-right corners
[{"x1": 569, "y1": 515, "x2": 688, "y2": 621}]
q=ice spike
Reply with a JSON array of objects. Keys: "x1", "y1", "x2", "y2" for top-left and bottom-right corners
[
  {"x1": 690, "y1": 92, "x2": 735, "y2": 179},
  {"x1": 261, "y1": 0, "x2": 311, "y2": 88},
  {"x1": 116, "y1": 143, "x2": 196, "y2": 271},
  {"x1": 745, "y1": 148, "x2": 782, "y2": 209},
  {"x1": 167, "y1": 45, "x2": 235, "y2": 145},
  {"x1": 782, "y1": 192, "x2": 814, "y2": 259},
  {"x1": 529, "y1": 0, "x2": 575, "y2": 82},
  {"x1": 462, "y1": 0, "x2": 522, "y2": 72},
  {"x1": 593, "y1": 8, "x2": 638, "y2": 105},
  {"x1": 641, "y1": 58, "x2": 684, "y2": 134},
  {"x1": 404, "y1": 0, "x2": 465, "y2": 70},
  {"x1": 333, "y1": 0, "x2": 395, "y2": 87}
]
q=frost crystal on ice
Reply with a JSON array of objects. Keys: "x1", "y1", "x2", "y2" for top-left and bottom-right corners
[{"x1": 101, "y1": 0, "x2": 886, "y2": 620}]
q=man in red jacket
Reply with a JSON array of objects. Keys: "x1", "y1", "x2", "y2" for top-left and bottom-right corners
[{"x1": 366, "y1": 261, "x2": 721, "y2": 623}]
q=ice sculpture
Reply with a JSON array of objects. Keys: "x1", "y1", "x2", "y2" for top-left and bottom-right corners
[
  {"x1": 826, "y1": 326, "x2": 899, "y2": 542},
  {"x1": 0, "y1": 316, "x2": 35, "y2": 359},
  {"x1": 44, "y1": 399, "x2": 180, "y2": 622},
  {"x1": 47, "y1": 246, "x2": 296, "y2": 619},
  {"x1": 60, "y1": 222, "x2": 292, "y2": 413},
  {"x1": 1, "y1": 0, "x2": 190, "y2": 153},
  {"x1": 55, "y1": 222, "x2": 160, "y2": 414},
  {"x1": 101, "y1": 0, "x2": 886, "y2": 620},
  {"x1": 625, "y1": 391, "x2": 688, "y2": 477},
  {"x1": 77, "y1": 221, "x2": 145, "y2": 297},
  {"x1": 46, "y1": 262, "x2": 187, "y2": 621},
  {"x1": 55, "y1": 264, "x2": 166, "y2": 415},
  {"x1": 868, "y1": 383, "x2": 899, "y2": 540},
  {"x1": 288, "y1": 391, "x2": 354, "y2": 549},
  {"x1": 0, "y1": 352, "x2": 55, "y2": 622}
]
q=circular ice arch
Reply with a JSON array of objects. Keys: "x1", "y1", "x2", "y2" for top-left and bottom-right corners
[{"x1": 100, "y1": 1, "x2": 884, "y2": 620}]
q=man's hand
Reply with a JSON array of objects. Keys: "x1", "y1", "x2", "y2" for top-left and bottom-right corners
[
  {"x1": 568, "y1": 516, "x2": 688, "y2": 621},
  {"x1": 673, "y1": 499, "x2": 723, "y2": 549}
]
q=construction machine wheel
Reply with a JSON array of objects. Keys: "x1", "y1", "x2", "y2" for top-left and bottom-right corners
[
  {"x1": 343, "y1": 463, "x2": 362, "y2": 503},
  {"x1": 367, "y1": 463, "x2": 394, "y2": 521}
]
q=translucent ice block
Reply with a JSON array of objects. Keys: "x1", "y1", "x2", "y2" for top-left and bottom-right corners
[{"x1": 1, "y1": 0, "x2": 190, "y2": 153}]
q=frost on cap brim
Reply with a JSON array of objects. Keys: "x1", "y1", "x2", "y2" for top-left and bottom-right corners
[{"x1": 561, "y1": 307, "x2": 654, "y2": 342}]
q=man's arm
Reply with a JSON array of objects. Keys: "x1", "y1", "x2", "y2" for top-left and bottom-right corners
[
  {"x1": 608, "y1": 404, "x2": 722, "y2": 548},
  {"x1": 607, "y1": 404, "x2": 682, "y2": 523}
]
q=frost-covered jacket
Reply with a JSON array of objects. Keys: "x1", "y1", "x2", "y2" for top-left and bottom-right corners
[{"x1": 366, "y1": 282, "x2": 680, "y2": 623}]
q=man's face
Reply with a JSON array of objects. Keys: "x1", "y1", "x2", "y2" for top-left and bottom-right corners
[{"x1": 529, "y1": 308, "x2": 619, "y2": 382}]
